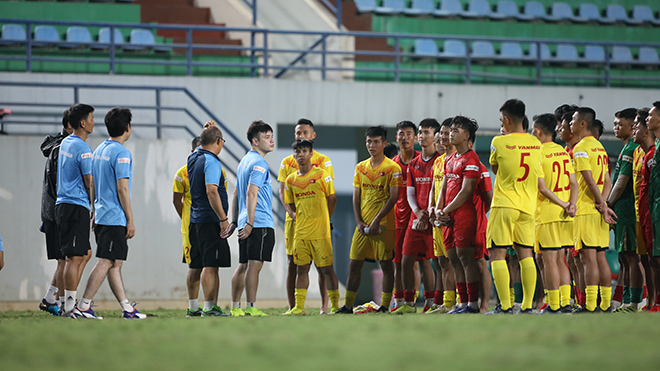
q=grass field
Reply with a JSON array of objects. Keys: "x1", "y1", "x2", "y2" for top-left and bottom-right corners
[{"x1": 1, "y1": 308, "x2": 659, "y2": 370}]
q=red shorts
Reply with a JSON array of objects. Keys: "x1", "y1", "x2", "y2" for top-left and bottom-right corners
[
  {"x1": 641, "y1": 209, "x2": 653, "y2": 250},
  {"x1": 474, "y1": 230, "x2": 487, "y2": 259},
  {"x1": 442, "y1": 209, "x2": 477, "y2": 250},
  {"x1": 402, "y1": 228, "x2": 434, "y2": 260},
  {"x1": 394, "y1": 227, "x2": 406, "y2": 263}
]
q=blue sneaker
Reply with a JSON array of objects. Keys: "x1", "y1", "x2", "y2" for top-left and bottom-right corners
[
  {"x1": 77, "y1": 303, "x2": 103, "y2": 319},
  {"x1": 449, "y1": 306, "x2": 480, "y2": 314},
  {"x1": 122, "y1": 302, "x2": 147, "y2": 319},
  {"x1": 448, "y1": 305, "x2": 466, "y2": 314},
  {"x1": 484, "y1": 303, "x2": 513, "y2": 315},
  {"x1": 39, "y1": 298, "x2": 60, "y2": 316},
  {"x1": 517, "y1": 308, "x2": 534, "y2": 314}
]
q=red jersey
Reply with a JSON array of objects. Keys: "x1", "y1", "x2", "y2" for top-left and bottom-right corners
[
  {"x1": 393, "y1": 151, "x2": 420, "y2": 228},
  {"x1": 475, "y1": 162, "x2": 492, "y2": 234},
  {"x1": 640, "y1": 146, "x2": 655, "y2": 221},
  {"x1": 444, "y1": 150, "x2": 481, "y2": 211},
  {"x1": 406, "y1": 151, "x2": 440, "y2": 227}
]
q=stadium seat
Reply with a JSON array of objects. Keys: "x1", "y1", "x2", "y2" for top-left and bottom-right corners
[
  {"x1": 606, "y1": 5, "x2": 643, "y2": 25},
  {"x1": 355, "y1": 0, "x2": 377, "y2": 13},
  {"x1": 577, "y1": 3, "x2": 615, "y2": 24},
  {"x1": 583, "y1": 45, "x2": 605, "y2": 63},
  {"x1": 471, "y1": 41, "x2": 496, "y2": 59},
  {"x1": 494, "y1": 1, "x2": 534, "y2": 21},
  {"x1": 439, "y1": 39, "x2": 466, "y2": 59},
  {"x1": 403, "y1": 0, "x2": 435, "y2": 16},
  {"x1": 123, "y1": 29, "x2": 155, "y2": 51},
  {"x1": 522, "y1": 1, "x2": 548, "y2": 20},
  {"x1": 95, "y1": 27, "x2": 125, "y2": 49},
  {"x1": 527, "y1": 43, "x2": 551, "y2": 61},
  {"x1": 463, "y1": 0, "x2": 496, "y2": 19},
  {"x1": 33, "y1": 25, "x2": 60, "y2": 46},
  {"x1": 638, "y1": 47, "x2": 660, "y2": 65},
  {"x1": 375, "y1": 0, "x2": 405, "y2": 15},
  {"x1": 433, "y1": 0, "x2": 464, "y2": 18},
  {"x1": 61, "y1": 26, "x2": 92, "y2": 48},
  {"x1": 554, "y1": 44, "x2": 579, "y2": 63},
  {"x1": 499, "y1": 42, "x2": 524, "y2": 60},
  {"x1": 0, "y1": 24, "x2": 27, "y2": 46},
  {"x1": 413, "y1": 38, "x2": 440, "y2": 57},
  {"x1": 545, "y1": 3, "x2": 585, "y2": 23},
  {"x1": 611, "y1": 45, "x2": 633, "y2": 64},
  {"x1": 632, "y1": 5, "x2": 660, "y2": 26}
]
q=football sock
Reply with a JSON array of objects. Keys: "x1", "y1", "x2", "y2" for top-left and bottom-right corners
[
  {"x1": 44, "y1": 285, "x2": 58, "y2": 303},
  {"x1": 59, "y1": 296, "x2": 65, "y2": 307},
  {"x1": 544, "y1": 289, "x2": 549, "y2": 305},
  {"x1": 394, "y1": 290, "x2": 404, "y2": 307},
  {"x1": 656, "y1": 293, "x2": 660, "y2": 306},
  {"x1": 204, "y1": 301, "x2": 214, "y2": 311},
  {"x1": 559, "y1": 285, "x2": 571, "y2": 308},
  {"x1": 413, "y1": 290, "x2": 419, "y2": 302},
  {"x1": 623, "y1": 286, "x2": 631, "y2": 304},
  {"x1": 443, "y1": 290, "x2": 456, "y2": 308},
  {"x1": 578, "y1": 289, "x2": 586, "y2": 306},
  {"x1": 631, "y1": 287, "x2": 643, "y2": 305},
  {"x1": 79, "y1": 298, "x2": 92, "y2": 311},
  {"x1": 513, "y1": 282, "x2": 523, "y2": 305},
  {"x1": 246, "y1": 302, "x2": 256, "y2": 308},
  {"x1": 190, "y1": 299, "x2": 200, "y2": 310},
  {"x1": 600, "y1": 286, "x2": 612, "y2": 311},
  {"x1": 548, "y1": 289, "x2": 560, "y2": 311},
  {"x1": 612, "y1": 285, "x2": 623, "y2": 303},
  {"x1": 433, "y1": 290, "x2": 442, "y2": 305},
  {"x1": 467, "y1": 282, "x2": 480, "y2": 309},
  {"x1": 344, "y1": 290, "x2": 357, "y2": 309},
  {"x1": 642, "y1": 285, "x2": 647, "y2": 299},
  {"x1": 404, "y1": 289, "x2": 415, "y2": 306},
  {"x1": 519, "y1": 257, "x2": 537, "y2": 311},
  {"x1": 424, "y1": 291, "x2": 434, "y2": 308},
  {"x1": 231, "y1": 301, "x2": 240, "y2": 309},
  {"x1": 509, "y1": 287, "x2": 515, "y2": 306},
  {"x1": 64, "y1": 290, "x2": 76, "y2": 313},
  {"x1": 585, "y1": 285, "x2": 598, "y2": 311},
  {"x1": 381, "y1": 291, "x2": 392, "y2": 310},
  {"x1": 120, "y1": 299, "x2": 133, "y2": 312},
  {"x1": 329, "y1": 289, "x2": 339, "y2": 309},
  {"x1": 491, "y1": 260, "x2": 512, "y2": 310},
  {"x1": 294, "y1": 288, "x2": 307, "y2": 310},
  {"x1": 456, "y1": 282, "x2": 468, "y2": 305}
]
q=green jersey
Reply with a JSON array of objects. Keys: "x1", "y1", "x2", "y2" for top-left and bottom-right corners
[
  {"x1": 611, "y1": 139, "x2": 639, "y2": 225},
  {"x1": 650, "y1": 140, "x2": 660, "y2": 223}
]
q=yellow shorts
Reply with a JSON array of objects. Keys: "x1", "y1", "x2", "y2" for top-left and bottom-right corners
[
  {"x1": 182, "y1": 233, "x2": 191, "y2": 264},
  {"x1": 486, "y1": 207, "x2": 535, "y2": 249},
  {"x1": 534, "y1": 221, "x2": 574, "y2": 254},
  {"x1": 636, "y1": 222, "x2": 648, "y2": 255},
  {"x1": 574, "y1": 213, "x2": 609, "y2": 251},
  {"x1": 285, "y1": 219, "x2": 295, "y2": 255},
  {"x1": 293, "y1": 238, "x2": 334, "y2": 268},
  {"x1": 350, "y1": 227, "x2": 395, "y2": 261},
  {"x1": 433, "y1": 226, "x2": 447, "y2": 258}
]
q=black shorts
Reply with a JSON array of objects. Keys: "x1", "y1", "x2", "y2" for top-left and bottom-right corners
[
  {"x1": 55, "y1": 203, "x2": 91, "y2": 257},
  {"x1": 239, "y1": 227, "x2": 275, "y2": 264},
  {"x1": 42, "y1": 220, "x2": 64, "y2": 260},
  {"x1": 94, "y1": 225, "x2": 129, "y2": 261},
  {"x1": 190, "y1": 223, "x2": 231, "y2": 268}
]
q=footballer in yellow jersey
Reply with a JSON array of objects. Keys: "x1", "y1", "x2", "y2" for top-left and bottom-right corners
[{"x1": 283, "y1": 139, "x2": 339, "y2": 315}]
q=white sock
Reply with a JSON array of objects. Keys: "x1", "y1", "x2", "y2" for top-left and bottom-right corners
[
  {"x1": 425, "y1": 297, "x2": 434, "y2": 307},
  {"x1": 44, "y1": 285, "x2": 58, "y2": 303},
  {"x1": 79, "y1": 298, "x2": 92, "y2": 311},
  {"x1": 120, "y1": 299, "x2": 133, "y2": 312},
  {"x1": 405, "y1": 301, "x2": 415, "y2": 307},
  {"x1": 246, "y1": 302, "x2": 255, "y2": 308},
  {"x1": 468, "y1": 301, "x2": 479, "y2": 310},
  {"x1": 458, "y1": 302, "x2": 467, "y2": 309},
  {"x1": 232, "y1": 301, "x2": 241, "y2": 308},
  {"x1": 59, "y1": 296, "x2": 65, "y2": 307},
  {"x1": 64, "y1": 290, "x2": 76, "y2": 313},
  {"x1": 204, "y1": 301, "x2": 214, "y2": 310},
  {"x1": 189, "y1": 299, "x2": 199, "y2": 310},
  {"x1": 395, "y1": 298, "x2": 404, "y2": 307}
]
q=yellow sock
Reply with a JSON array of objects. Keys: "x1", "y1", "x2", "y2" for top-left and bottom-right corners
[
  {"x1": 585, "y1": 285, "x2": 598, "y2": 311},
  {"x1": 509, "y1": 287, "x2": 515, "y2": 306},
  {"x1": 413, "y1": 290, "x2": 419, "y2": 302},
  {"x1": 344, "y1": 290, "x2": 357, "y2": 308},
  {"x1": 548, "y1": 289, "x2": 560, "y2": 311},
  {"x1": 519, "y1": 257, "x2": 537, "y2": 311},
  {"x1": 600, "y1": 286, "x2": 612, "y2": 311},
  {"x1": 559, "y1": 285, "x2": 571, "y2": 308},
  {"x1": 544, "y1": 289, "x2": 549, "y2": 305},
  {"x1": 381, "y1": 292, "x2": 392, "y2": 309},
  {"x1": 443, "y1": 290, "x2": 456, "y2": 308},
  {"x1": 492, "y1": 260, "x2": 512, "y2": 310},
  {"x1": 328, "y1": 289, "x2": 339, "y2": 310},
  {"x1": 295, "y1": 288, "x2": 307, "y2": 310}
]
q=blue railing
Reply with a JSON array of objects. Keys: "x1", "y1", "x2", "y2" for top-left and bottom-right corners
[{"x1": 1, "y1": 18, "x2": 660, "y2": 86}]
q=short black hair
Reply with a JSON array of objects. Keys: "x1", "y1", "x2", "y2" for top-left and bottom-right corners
[
  {"x1": 561, "y1": 108, "x2": 578, "y2": 124},
  {"x1": 104, "y1": 107, "x2": 131, "y2": 137},
  {"x1": 419, "y1": 118, "x2": 440, "y2": 131},
  {"x1": 522, "y1": 116, "x2": 529, "y2": 131},
  {"x1": 653, "y1": 101, "x2": 660, "y2": 111},
  {"x1": 500, "y1": 99, "x2": 526, "y2": 122},
  {"x1": 592, "y1": 119, "x2": 604, "y2": 138},
  {"x1": 615, "y1": 108, "x2": 637, "y2": 121},
  {"x1": 201, "y1": 126, "x2": 223, "y2": 146},
  {"x1": 384, "y1": 143, "x2": 399, "y2": 159},
  {"x1": 395, "y1": 120, "x2": 417, "y2": 135},
  {"x1": 68, "y1": 103, "x2": 94, "y2": 130},
  {"x1": 554, "y1": 104, "x2": 578, "y2": 123},
  {"x1": 576, "y1": 107, "x2": 596, "y2": 130},
  {"x1": 292, "y1": 139, "x2": 313, "y2": 151},
  {"x1": 533, "y1": 113, "x2": 557, "y2": 140},
  {"x1": 636, "y1": 108, "x2": 650, "y2": 127},
  {"x1": 440, "y1": 117, "x2": 453, "y2": 131},
  {"x1": 61, "y1": 108, "x2": 70, "y2": 128},
  {"x1": 365, "y1": 125, "x2": 387, "y2": 141},
  {"x1": 247, "y1": 120, "x2": 273, "y2": 145},
  {"x1": 192, "y1": 136, "x2": 201, "y2": 151},
  {"x1": 451, "y1": 115, "x2": 479, "y2": 143},
  {"x1": 296, "y1": 118, "x2": 314, "y2": 129}
]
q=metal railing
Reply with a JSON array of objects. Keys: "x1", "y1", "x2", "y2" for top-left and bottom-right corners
[{"x1": 1, "y1": 18, "x2": 659, "y2": 87}]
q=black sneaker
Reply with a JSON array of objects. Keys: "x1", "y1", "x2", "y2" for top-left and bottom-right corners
[
  {"x1": 539, "y1": 307, "x2": 560, "y2": 314},
  {"x1": 334, "y1": 305, "x2": 353, "y2": 314},
  {"x1": 376, "y1": 305, "x2": 389, "y2": 313},
  {"x1": 517, "y1": 308, "x2": 534, "y2": 314},
  {"x1": 572, "y1": 305, "x2": 586, "y2": 314},
  {"x1": 484, "y1": 304, "x2": 513, "y2": 315},
  {"x1": 560, "y1": 305, "x2": 573, "y2": 314}
]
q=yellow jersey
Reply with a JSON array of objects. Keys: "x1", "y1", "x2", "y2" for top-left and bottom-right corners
[
  {"x1": 632, "y1": 145, "x2": 645, "y2": 221},
  {"x1": 489, "y1": 133, "x2": 543, "y2": 215},
  {"x1": 353, "y1": 157, "x2": 403, "y2": 230},
  {"x1": 284, "y1": 167, "x2": 335, "y2": 240},
  {"x1": 536, "y1": 142, "x2": 575, "y2": 224},
  {"x1": 278, "y1": 150, "x2": 334, "y2": 223},
  {"x1": 573, "y1": 136, "x2": 609, "y2": 216},
  {"x1": 431, "y1": 153, "x2": 446, "y2": 202}
]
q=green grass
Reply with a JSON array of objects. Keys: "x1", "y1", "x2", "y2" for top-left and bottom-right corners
[{"x1": 1, "y1": 308, "x2": 659, "y2": 370}]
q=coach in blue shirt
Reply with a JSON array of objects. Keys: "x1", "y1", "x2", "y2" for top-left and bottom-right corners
[
  {"x1": 187, "y1": 125, "x2": 231, "y2": 317},
  {"x1": 229, "y1": 120, "x2": 275, "y2": 317}
]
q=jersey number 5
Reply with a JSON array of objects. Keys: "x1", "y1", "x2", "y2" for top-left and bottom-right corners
[{"x1": 517, "y1": 152, "x2": 531, "y2": 181}]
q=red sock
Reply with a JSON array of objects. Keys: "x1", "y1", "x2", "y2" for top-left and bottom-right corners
[
  {"x1": 456, "y1": 282, "x2": 467, "y2": 304},
  {"x1": 578, "y1": 289, "x2": 586, "y2": 306},
  {"x1": 467, "y1": 282, "x2": 480, "y2": 304},
  {"x1": 612, "y1": 285, "x2": 624, "y2": 302},
  {"x1": 394, "y1": 291, "x2": 404, "y2": 299},
  {"x1": 433, "y1": 290, "x2": 443, "y2": 305},
  {"x1": 655, "y1": 293, "x2": 660, "y2": 306},
  {"x1": 424, "y1": 290, "x2": 434, "y2": 300},
  {"x1": 643, "y1": 285, "x2": 648, "y2": 299},
  {"x1": 404, "y1": 289, "x2": 415, "y2": 303}
]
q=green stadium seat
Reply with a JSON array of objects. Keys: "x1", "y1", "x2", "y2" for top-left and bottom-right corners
[
  {"x1": 632, "y1": 5, "x2": 660, "y2": 26},
  {"x1": 1, "y1": 24, "x2": 26, "y2": 46},
  {"x1": 606, "y1": 4, "x2": 643, "y2": 26},
  {"x1": 433, "y1": 0, "x2": 464, "y2": 18},
  {"x1": 403, "y1": 0, "x2": 435, "y2": 16},
  {"x1": 375, "y1": 0, "x2": 405, "y2": 15}
]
